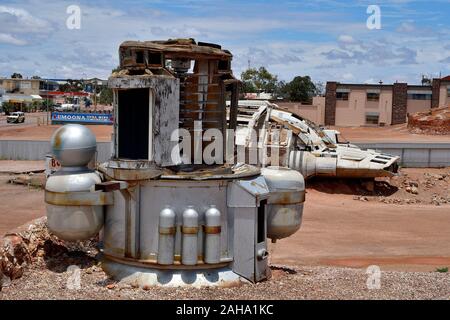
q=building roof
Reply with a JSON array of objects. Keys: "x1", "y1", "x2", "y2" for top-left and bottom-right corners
[
  {"x1": 120, "y1": 38, "x2": 232, "y2": 60},
  {"x1": 2, "y1": 94, "x2": 42, "y2": 102},
  {"x1": 441, "y1": 75, "x2": 450, "y2": 81}
]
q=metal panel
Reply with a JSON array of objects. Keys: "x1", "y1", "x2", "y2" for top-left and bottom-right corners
[
  {"x1": 108, "y1": 76, "x2": 180, "y2": 167},
  {"x1": 232, "y1": 207, "x2": 257, "y2": 282}
]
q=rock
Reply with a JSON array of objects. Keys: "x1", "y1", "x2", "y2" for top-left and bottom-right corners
[
  {"x1": 0, "y1": 234, "x2": 30, "y2": 280},
  {"x1": 409, "y1": 181, "x2": 419, "y2": 188},
  {"x1": 406, "y1": 186, "x2": 419, "y2": 195}
]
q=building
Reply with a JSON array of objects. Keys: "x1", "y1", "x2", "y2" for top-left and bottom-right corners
[
  {"x1": 323, "y1": 77, "x2": 450, "y2": 126},
  {"x1": 277, "y1": 77, "x2": 450, "y2": 127},
  {"x1": 0, "y1": 78, "x2": 41, "y2": 95},
  {"x1": 0, "y1": 78, "x2": 43, "y2": 108}
]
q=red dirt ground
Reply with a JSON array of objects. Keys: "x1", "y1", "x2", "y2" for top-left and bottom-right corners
[
  {"x1": 1, "y1": 122, "x2": 449, "y2": 143},
  {"x1": 1, "y1": 162, "x2": 449, "y2": 271},
  {"x1": 330, "y1": 124, "x2": 450, "y2": 143},
  {"x1": 0, "y1": 124, "x2": 112, "y2": 142}
]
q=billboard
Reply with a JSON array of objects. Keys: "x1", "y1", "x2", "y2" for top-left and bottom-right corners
[{"x1": 51, "y1": 112, "x2": 113, "y2": 125}]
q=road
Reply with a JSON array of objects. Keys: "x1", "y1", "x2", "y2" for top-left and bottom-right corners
[{"x1": 0, "y1": 112, "x2": 49, "y2": 129}]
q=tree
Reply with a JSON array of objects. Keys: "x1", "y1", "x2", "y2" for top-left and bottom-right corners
[
  {"x1": 241, "y1": 67, "x2": 278, "y2": 94},
  {"x1": 421, "y1": 75, "x2": 431, "y2": 86},
  {"x1": 314, "y1": 81, "x2": 325, "y2": 96},
  {"x1": 31, "y1": 75, "x2": 41, "y2": 79},
  {"x1": 11, "y1": 73, "x2": 23, "y2": 79},
  {"x1": 99, "y1": 87, "x2": 113, "y2": 105},
  {"x1": 283, "y1": 76, "x2": 317, "y2": 103},
  {"x1": 112, "y1": 66, "x2": 121, "y2": 73}
]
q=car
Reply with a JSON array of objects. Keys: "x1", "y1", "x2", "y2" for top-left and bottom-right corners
[
  {"x1": 6, "y1": 111, "x2": 25, "y2": 124},
  {"x1": 54, "y1": 104, "x2": 74, "y2": 112}
]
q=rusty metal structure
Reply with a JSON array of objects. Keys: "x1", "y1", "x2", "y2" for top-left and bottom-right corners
[
  {"x1": 235, "y1": 100, "x2": 400, "y2": 179},
  {"x1": 44, "y1": 39, "x2": 305, "y2": 287}
]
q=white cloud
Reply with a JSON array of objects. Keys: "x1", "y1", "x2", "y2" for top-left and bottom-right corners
[
  {"x1": 397, "y1": 21, "x2": 416, "y2": 33},
  {"x1": 0, "y1": 5, "x2": 50, "y2": 33},
  {"x1": 0, "y1": 33, "x2": 26, "y2": 45},
  {"x1": 342, "y1": 72, "x2": 354, "y2": 81},
  {"x1": 338, "y1": 35, "x2": 355, "y2": 44}
]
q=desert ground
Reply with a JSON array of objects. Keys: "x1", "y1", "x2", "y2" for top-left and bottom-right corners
[
  {"x1": 2, "y1": 121, "x2": 450, "y2": 143},
  {"x1": 0, "y1": 160, "x2": 449, "y2": 299}
]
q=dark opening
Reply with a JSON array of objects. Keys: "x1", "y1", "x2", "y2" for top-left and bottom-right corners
[
  {"x1": 218, "y1": 60, "x2": 229, "y2": 71},
  {"x1": 135, "y1": 51, "x2": 144, "y2": 64},
  {"x1": 118, "y1": 89, "x2": 149, "y2": 160},
  {"x1": 257, "y1": 200, "x2": 267, "y2": 243},
  {"x1": 148, "y1": 52, "x2": 162, "y2": 66}
]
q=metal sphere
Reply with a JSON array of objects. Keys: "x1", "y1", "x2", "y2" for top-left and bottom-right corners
[{"x1": 51, "y1": 124, "x2": 97, "y2": 167}]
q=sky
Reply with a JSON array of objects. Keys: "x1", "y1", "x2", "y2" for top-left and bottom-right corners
[{"x1": 0, "y1": 0, "x2": 449, "y2": 84}]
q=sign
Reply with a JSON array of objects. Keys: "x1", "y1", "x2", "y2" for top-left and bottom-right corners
[{"x1": 51, "y1": 112, "x2": 113, "y2": 125}]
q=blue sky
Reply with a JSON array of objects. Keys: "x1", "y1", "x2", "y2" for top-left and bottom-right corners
[{"x1": 0, "y1": 0, "x2": 449, "y2": 84}]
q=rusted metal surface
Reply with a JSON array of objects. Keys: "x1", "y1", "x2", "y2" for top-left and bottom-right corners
[
  {"x1": 158, "y1": 227, "x2": 177, "y2": 235},
  {"x1": 161, "y1": 163, "x2": 260, "y2": 181},
  {"x1": 203, "y1": 226, "x2": 222, "y2": 234},
  {"x1": 103, "y1": 253, "x2": 231, "y2": 270},
  {"x1": 45, "y1": 190, "x2": 113, "y2": 206},
  {"x1": 267, "y1": 190, "x2": 305, "y2": 205},
  {"x1": 119, "y1": 39, "x2": 232, "y2": 66}
]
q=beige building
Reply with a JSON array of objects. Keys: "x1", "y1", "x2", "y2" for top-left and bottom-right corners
[
  {"x1": 0, "y1": 78, "x2": 41, "y2": 96},
  {"x1": 278, "y1": 76, "x2": 450, "y2": 127},
  {"x1": 0, "y1": 78, "x2": 44, "y2": 108}
]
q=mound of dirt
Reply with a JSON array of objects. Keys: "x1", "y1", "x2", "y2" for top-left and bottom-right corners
[
  {"x1": 0, "y1": 217, "x2": 98, "y2": 290},
  {"x1": 408, "y1": 107, "x2": 450, "y2": 135},
  {"x1": 308, "y1": 168, "x2": 450, "y2": 206}
]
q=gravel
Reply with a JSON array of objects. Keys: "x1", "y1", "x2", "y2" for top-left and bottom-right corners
[{"x1": 1, "y1": 258, "x2": 449, "y2": 300}]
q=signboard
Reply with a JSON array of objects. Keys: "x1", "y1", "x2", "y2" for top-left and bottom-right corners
[{"x1": 51, "y1": 112, "x2": 113, "y2": 125}]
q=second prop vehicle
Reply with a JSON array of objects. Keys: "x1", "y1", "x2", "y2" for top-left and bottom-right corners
[{"x1": 234, "y1": 100, "x2": 400, "y2": 179}]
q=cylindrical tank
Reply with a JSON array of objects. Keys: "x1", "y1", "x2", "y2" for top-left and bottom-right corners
[
  {"x1": 157, "y1": 207, "x2": 176, "y2": 265},
  {"x1": 288, "y1": 151, "x2": 337, "y2": 178},
  {"x1": 45, "y1": 124, "x2": 104, "y2": 241},
  {"x1": 46, "y1": 171, "x2": 104, "y2": 241},
  {"x1": 204, "y1": 206, "x2": 221, "y2": 264},
  {"x1": 181, "y1": 207, "x2": 199, "y2": 265},
  {"x1": 261, "y1": 167, "x2": 305, "y2": 240}
]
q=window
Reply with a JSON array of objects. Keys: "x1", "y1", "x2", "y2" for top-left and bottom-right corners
[
  {"x1": 365, "y1": 113, "x2": 379, "y2": 125},
  {"x1": 148, "y1": 52, "x2": 162, "y2": 66},
  {"x1": 447, "y1": 87, "x2": 450, "y2": 98},
  {"x1": 135, "y1": 51, "x2": 144, "y2": 64},
  {"x1": 366, "y1": 92, "x2": 380, "y2": 101},
  {"x1": 407, "y1": 93, "x2": 432, "y2": 100},
  {"x1": 336, "y1": 92, "x2": 349, "y2": 100}
]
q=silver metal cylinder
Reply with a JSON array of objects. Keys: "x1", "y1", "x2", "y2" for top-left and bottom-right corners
[
  {"x1": 204, "y1": 206, "x2": 221, "y2": 264},
  {"x1": 181, "y1": 207, "x2": 199, "y2": 265},
  {"x1": 157, "y1": 207, "x2": 176, "y2": 265}
]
